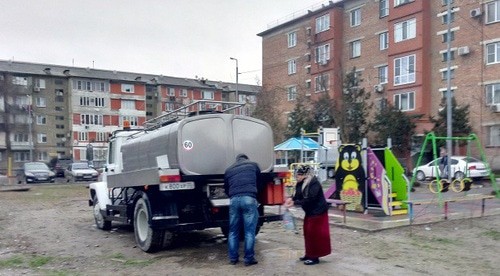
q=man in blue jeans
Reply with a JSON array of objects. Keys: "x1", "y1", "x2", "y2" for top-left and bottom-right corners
[{"x1": 224, "y1": 154, "x2": 261, "y2": 266}]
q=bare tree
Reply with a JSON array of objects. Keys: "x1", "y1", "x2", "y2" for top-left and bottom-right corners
[
  {"x1": 336, "y1": 67, "x2": 372, "y2": 143},
  {"x1": 251, "y1": 86, "x2": 285, "y2": 143}
]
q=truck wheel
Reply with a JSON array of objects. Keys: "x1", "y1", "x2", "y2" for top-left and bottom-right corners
[
  {"x1": 93, "y1": 195, "x2": 111, "y2": 230},
  {"x1": 134, "y1": 196, "x2": 164, "y2": 252}
]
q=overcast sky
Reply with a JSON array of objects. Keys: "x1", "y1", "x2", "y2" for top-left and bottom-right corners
[{"x1": 1, "y1": 0, "x2": 329, "y2": 85}]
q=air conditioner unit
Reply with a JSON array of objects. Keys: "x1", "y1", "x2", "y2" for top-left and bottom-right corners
[
  {"x1": 319, "y1": 60, "x2": 328, "y2": 66},
  {"x1": 491, "y1": 104, "x2": 500, "y2": 113},
  {"x1": 458, "y1": 46, "x2": 470, "y2": 56},
  {"x1": 33, "y1": 87, "x2": 40, "y2": 92},
  {"x1": 374, "y1": 84, "x2": 384, "y2": 93},
  {"x1": 470, "y1": 8, "x2": 481, "y2": 18}
]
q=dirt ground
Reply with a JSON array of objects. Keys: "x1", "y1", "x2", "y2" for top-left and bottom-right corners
[{"x1": 0, "y1": 183, "x2": 499, "y2": 276}]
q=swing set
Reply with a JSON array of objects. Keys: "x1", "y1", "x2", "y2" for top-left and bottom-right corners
[{"x1": 409, "y1": 132, "x2": 500, "y2": 200}]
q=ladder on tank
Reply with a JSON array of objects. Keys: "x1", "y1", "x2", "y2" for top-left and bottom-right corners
[{"x1": 143, "y1": 100, "x2": 245, "y2": 130}]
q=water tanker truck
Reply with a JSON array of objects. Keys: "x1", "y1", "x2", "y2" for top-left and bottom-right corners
[{"x1": 88, "y1": 101, "x2": 287, "y2": 252}]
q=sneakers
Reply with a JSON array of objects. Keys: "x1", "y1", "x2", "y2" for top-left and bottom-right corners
[
  {"x1": 304, "y1": 258, "x2": 319, "y2": 265},
  {"x1": 229, "y1": 260, "x2": 238, "y2": 265},
  {"x1": 244, "y1": 259, "x2": 258, "y2": 266}
]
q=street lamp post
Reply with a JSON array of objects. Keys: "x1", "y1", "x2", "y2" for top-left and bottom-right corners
[{"x1": 230, "y1": 57, "x2": 239, "y2": 103}]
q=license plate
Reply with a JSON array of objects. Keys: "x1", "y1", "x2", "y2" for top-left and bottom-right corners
[
  {"x1": 160, "y1": 182, "x2": 195, "y2": 191},
  {"x1": 83, "y1": 175, "x2": 92, "y2": 178}
]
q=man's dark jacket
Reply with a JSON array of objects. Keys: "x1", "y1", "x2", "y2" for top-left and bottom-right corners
[{"x1": 224, "y1": 155, "x2": 261, "y2": 198}]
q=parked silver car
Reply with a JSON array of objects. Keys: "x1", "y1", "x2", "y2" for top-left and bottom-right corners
[
  {"x1": 65, "y1": 162, "x2": 99, "y2": 182},
  {"x1": 413, "y1": 156, "x2": 490, "y2": 181},
  {"x1": 19, "y1": 162, "x2": 56, "y2": 184}
]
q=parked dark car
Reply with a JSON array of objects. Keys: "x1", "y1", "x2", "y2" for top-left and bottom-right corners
[
  {"x1": 19, "y1": 162, "x2": 56, "y2": 184},
  {"x1": 54, "y1": 158, "x2": 73, "y2": 177}
]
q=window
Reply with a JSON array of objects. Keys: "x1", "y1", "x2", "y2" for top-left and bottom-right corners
[
  {"x1": 12, "y1": 77, "x2": 27, "y2": 86},
  {"x1": 442, "y1": 50, "x2": 455, "y2": 61},
  {"x1": 14, "y1": 114, "x2": 29, "y2": 124},
  {"x1": 181, "y1": 89, "x2": 188, "y2": 97},
  {"x1": 288, "y1": 32, "x2": 297, "y2": 48},
  {"x1": 36, "y1": 115, "x2": 47, "y2": 125},
  {"x1": 488, "y1": 125, "x2": 500, "y2": 146},
  {"x1": 350, "y1": 8, "x2": 361, "y2": 27},
  {"x1": 35, "y1": 97, "x2": 46, "y2": 107},
  {"x1": 35, "y1": 79, "x2": 46, "y2": 89},
  {"x1": 96, "y1": 132, "x2": 107, "y2": 142},
  {"x1": 315, "y1": 74, "x2": 329, "y2": 92},
  {"x1": 394, "y1": 55, "x2": 416, "y2": 85},
  {"x1": 15, "y1": 95, "x2": 30, "y2": 106},
  {"x1": 305, "y1": 80, "x2": 311, "y2": 89},
  {"x1": 168, "y1": 88, "x2": 175, "y2": 96},
  {"x1": 379, "y1": 32, "x2": 389, "y2": 50},
  {"x1": 378, "y1": 66, "x2": 388, "y2": 84},
  {"x1": 486, "y1": 42, "x2": 500, "y2": 64},
  {"x1": 394, "y1": 91, "x2": 415, "y2": 111},
  {"x1": 380, "y1": 0, "x2": 389, "y2": 17},
  {"x1": 287, "y1": 86, "x2": 297, "y2": 101},
  {"x1": 315, "y1": 14, "x2": 330, "y2": 33},
  {"x1": 165, "y1": 103, "x2": 175, "y2": 111},
  {"x1": 79, "y1": 132, "x2": 88, "y2": 141},
  {"x1": 80, "y1": 114, "x2": 103, "y2": 126},
  {"x1": 121, "y1": 84, "x2": 134, "y2": 93},
  {"x1": 14, "y1": 133, "x2": 29, "y2": 142},
  {"x1": 315, "y1": 44, "x2": 330, "y2": 64},
  {"x1": 442, "y1": 31, "x2": 455, "y2": 43},
  {"x1": 14, "y1": 152, "x2": 30, "y2": 162},
  {"x1": 394, "y1": 18, "x2": 416, "y2": 42},
  {"x1": 288, "y1": 59, "x2": 297, "y2": 75},
  {"x1": 395, "y1": 0, "x2": 413, "y2": 7},
  {"x1": 486, "y1": 0, "x2": 500, "y2": 24},
  {"x1": 37, "y1": 151, "x2": 48, "y2": 162},
  {"x1": 350, "y1": 40, "x2": 361, "y2": 58},
  {"x1": 37, "y1": 133, "x2": 47, "y2": 143},
  {"x1": 441, "y1": 68, "x2": 455, "y2": 80},
  {"x1": 486, "y1": 83, "x2": 500, "y2": 105},
  {"x1": 121, "y1": 100, "x2": 135, "y2": 110},
  {"x1": 442, "y1": 12, "x2": 455, "y2": 24},
  {"x1": 86, "y1": 81, "x2": 92, "y2": 91},
  {"x1": 56, "y1": 124, "x2": 64, "y2": 129},
  {"x1": 202, "y1": 91, "x2": 214, "y2": 100},
  {"x1": 80, "y1": 96, "x2": 105, "y2": 107},
  {"x1": 120, "y1": 115, "x2": 138, "y2": 126}
]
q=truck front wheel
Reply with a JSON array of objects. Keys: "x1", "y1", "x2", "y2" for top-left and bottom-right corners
[
  {"x1": 93, "y1": 195, "x2": 111, "y2": 230},
  {"x1": 134, "y1": 195, "x2": 164, "y2": 252}
]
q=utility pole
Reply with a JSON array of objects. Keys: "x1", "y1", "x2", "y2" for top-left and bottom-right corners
[
  {"x1": 445, "y1": 0, "x2": 453, "y2": 181},
  {"x1": 27, "y1": 94, "x2": 33, "y2": 162},
  {"x1": 230, "y1": 57, "x2": 239, "y2": 103}
]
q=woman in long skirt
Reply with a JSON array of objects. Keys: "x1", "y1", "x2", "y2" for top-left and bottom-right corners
[{"x1": 284, "y1": 165, "x2": 331, "y2": 265}]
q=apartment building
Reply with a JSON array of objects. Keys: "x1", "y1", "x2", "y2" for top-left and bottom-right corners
[
  {"x1": 258, "y1": 0, "x2": 500, "y2": 169},
  {"x1": 0, "y1": 60, "x2": 259, "y2": 173}
]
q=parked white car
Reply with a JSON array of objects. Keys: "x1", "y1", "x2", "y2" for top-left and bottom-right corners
[
  {"x1": 413, "y1": 156, "x2": 490, "y2": 181},
  {"x1": 65, "y1": 162, "x2": 99, "y2": 182}
]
